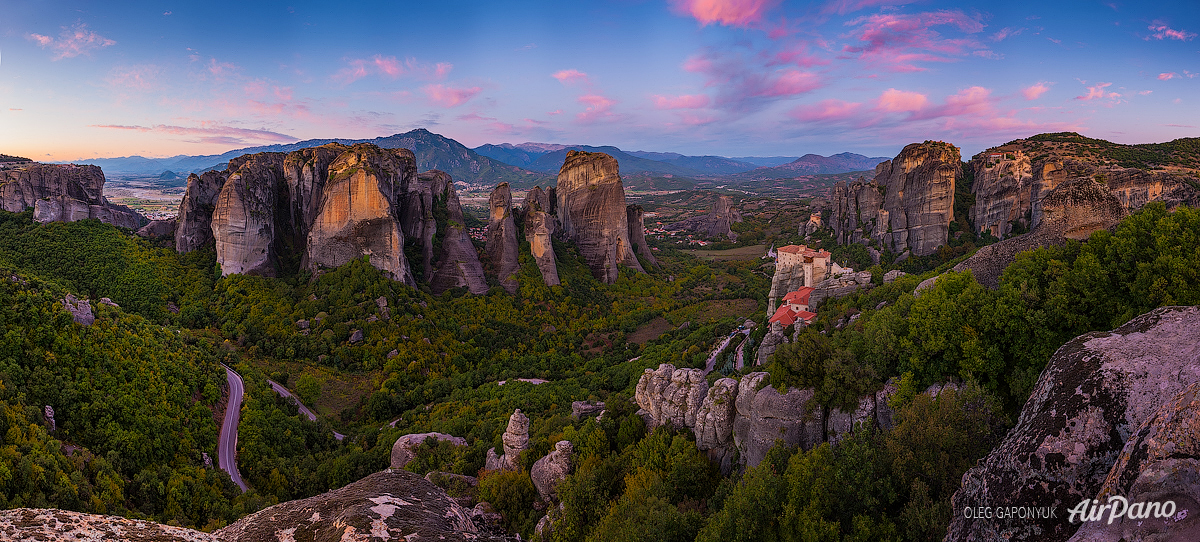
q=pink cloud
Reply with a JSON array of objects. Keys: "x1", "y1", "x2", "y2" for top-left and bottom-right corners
[
  {"x1": 669, "y1": 0, "x2": 779, "y2": 28},
  {"x1": 760, "y1": 70, "x2": 821, "y2": 96},
  {"x1": 105, "y1": 65, "x2": 161, "y2": 92},
  {"x1": 90, "y1": 123, "x2": 297, "y2": 145},
  {"x1": 990, "y1": 27, "x2": 1024, "y2": 42},
  {"x1": 577, "y1": 94, "x2": 616, "y2": 122},
  {"x1": 1159, "y1": 72, "x2": 1179, "y2": 80},
  {"x1": 332, "y1": 56, "x2": 453, "y2": 85},
  {"x1": 822, "y1": 0, "x2": 909, "y2": 16},
  {"x1": 789, "y1": 99, "x2": 864, "y2": 122},
  {"x1": 911, "y1": 86, "x2": 993, "y2": 120},
  {"x1": 876, "y1": 88, "x2": 928, "y2": 112},
  {"x1": 333, "y1": 59, "x2": 370, "y2": 85},
  {"x1": 374, "y1": 56, "x2": 405, "y2": 77},
  {"x1": 1075, "y1": 82, "x2": 1122, "y2": 102},
  {"x1": 208, "y1": 58, "x2": 239, "y2": 78},
  {"x1": 653, "y1": 94, "x2": 711, "y2": 109},
  {"x1": 1022, "y1": 82, "x2": 1050, "y2": 100},
  {"x1": 1146, "y1": 25, "x2": 1196, "y2": 41},
  {"x1": 27, "y1": 23, "x2": 115, "y2": 60},
  {"x1": 423, "y1": 84, "x2": 482, "y2": 107},
  {"x1": 1137, "y1": 90, "x2": 1152, "y2": 96},
  {"x1": 842, "y1": 10, "x2": 987, "y2": 71},
  {"x1": 552, "y1": 69, "x2": 590, "y2": 85},
  {"x1": 682, "y1": 50, "x2": 823, "y2": 110}
]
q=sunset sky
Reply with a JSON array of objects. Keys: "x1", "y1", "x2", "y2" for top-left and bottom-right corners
[{"x1": 2, "y1": 0, "x2": 1197, "y2": 161}]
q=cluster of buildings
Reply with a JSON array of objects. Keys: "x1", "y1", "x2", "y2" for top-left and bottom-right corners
[
  {"x1": 767, "y1": 244, "x2": 849, "y2": 329},
  {"x1": 768, "y1": 286, "x2": 817, "y2": 327}
]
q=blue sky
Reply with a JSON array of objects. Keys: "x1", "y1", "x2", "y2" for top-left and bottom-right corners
[{"x1": 1, "y1": 0, "x2": 1197, "y2": 161}]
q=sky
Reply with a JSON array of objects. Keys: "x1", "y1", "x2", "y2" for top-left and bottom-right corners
[{"x1": 1, "y1": 0, "x2": 1197, "y2": 161}]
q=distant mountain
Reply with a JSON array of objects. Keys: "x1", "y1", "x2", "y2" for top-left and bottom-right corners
[
  {"x1": 624, "y1": 151, "x2": 758, "y2": 175},
  {"x1": 730, "y1": 156, "x2": 800, "y2": 167},
  {"x1": 74, "y1": 129, "x2": 552, "y2": 188},
  {"x1": 474, "y1": 143, "x2": 758, "y2": 177},
  {"x1": 731, "y1": 152, "x2": 889, "y2": 179}
]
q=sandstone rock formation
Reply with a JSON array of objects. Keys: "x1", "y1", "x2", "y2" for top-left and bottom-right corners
[
  {"x1": 409, "y1": 170, "x2": 488, "y2": 294},
  {"x1": 665, "y1": 195, "x2": 742, "y2": 240},
  {"x1": 521, "y1": 186, "x2": 560, "y2": 286},
  {"x1": 1067, "y1": 382, "x2": 1200, "y2": 542},
  {"x1": 211, "y1": 152, "x2": 288, "y2": 276},
  {"x1": 634, "y1": 364, "x2": 894, "y2": 469},
  {"x1": 531, "y1": 440, "x2": 573, "y2": 502},
  {"x1": 570, "y1": 401, "x2": 604, "y2": 419},
  {"x1": 136, "y1": 218, "x2": 176, "y2": 238},
  {"x1": 0, "y1": 163, "x2": 145, "y2": 229},
  {"x1": 627, "y1": 204, "x2": 658, "y2": 267},
  {"x1": 555, "y1": 151, "x2": 643, "y2": 283},
  {"x1": 175, "y1": 170, "x2": 228, "y2": 252},
  {"x1": 282, "y1": 144, "x2": 346, "y2": 246},
  {"x1": 217, "y1": 470, "x2": 516, "y2": 541},
  {"x1": 946, "y1": 306, "x2": 1200, "y2": 542},
  {"x1": 808, "y1": 270, "x2": 873, "y2": 308},
  {"x1": 61, "y1": 294, "x2": 94, "y2": 326},
  {"x1": 486, "y1": 183, "x2": 520, "y2": 293},
  {"x1": 391, "y1": 432, "x2": 467, "y2": 469},
  {"x1": 486, "y1": 409, "x2": 531, "y2": 471},
  {"x1": 831, "y1": 141, "x2": 959, "y2": 256}
]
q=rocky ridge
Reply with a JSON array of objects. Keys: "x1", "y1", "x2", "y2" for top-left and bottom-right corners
[{"x1": 485, "y1": 183, "x2": 521, "y2": 293}]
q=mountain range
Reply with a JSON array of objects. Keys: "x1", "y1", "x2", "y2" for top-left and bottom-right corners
[{"x1": 70, "y1": 129, "x2": 887, "y2": 187}]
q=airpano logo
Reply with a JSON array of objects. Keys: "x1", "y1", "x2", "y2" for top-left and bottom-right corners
[{"x1": 1067, "y1": 496, "x2": 1185, "y2": 524}]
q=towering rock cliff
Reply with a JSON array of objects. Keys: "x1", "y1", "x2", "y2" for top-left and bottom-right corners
[
  {"x1": 946, "y1": 306, "x2": 1200, "y2": 542},
  {"x1": 665, "y1": 195, "x2": 742, "y2": 240},
  {"x1": 306, "y1": 144, "x2": 415, "y2": 284},
  {"x1": 211, "y1": 152, "x2": 287, "y2": 276},
  {"x1": 555, "y1": 150, "x2": 643, "y2": 283},
  {"x1": 0, "y1": 163, "x2": 144, "y2": 229},
  {"x1": 626, "y1": 204, "x2": 658, "y2": 267},
  {"x1": 522, "y1": 186, "x2": 560, "y2": 286},
  {"x1": 175, "y1": 143, "x2": 485, "y2": 288},
  {"x1": 831, "y1": 141, "x2": 959, "y2": 256},
  {"x1": 485, "y1": 183, "x2": 520, "y2": 294}
]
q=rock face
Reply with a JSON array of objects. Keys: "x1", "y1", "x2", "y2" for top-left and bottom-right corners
[
  {"x1": 809, "y1": 270, "x2": 873, "y2": 308},
  {"x1": 831, "y1": 141, "x2": 959, "y2": 256},
  {"x1": 486, "y1": 183, "x2": 520, "y2": 293},
  {"x1": 175, "y1": 143, "x2": 486, "y2": 288},
  {"x1": 521, "y1": 186, "x2": 560, "y2": 286},
  {"x1": 409, "y1": 170, "x2": 488, "y2": 294},
  {"x1": 946, "y1": 306, "x2": 1200, "y2": 542},
  {"x1": 61, "y1": 294, "x2": 94, "y2": 326},
  {"x1": 634, "y1": 364, "x2": 894, "y2": 470},
  {"x1": 665, "y1": 195, "x2": 743, "y2": 240},
  {"x1": 136, "y1": 218, "x2": 176, "y2": 238},
  {"x1": 391, "y1": 432, "x2": 468, "y2": 469},
  {"x1": 486, "y1": 409, "x2": 531, "y2": 471},
  {"x1": 175, "y1": 170, "x2": 228, "y2": 252},
  {"x1": 0, "y1": 163, "x2": 145, "y2": 229},
  {"x1": 531, "y1": 441, "x2": 573, "y2": 502},
  {"x1": 1067, "y1": 382, "x2": 1200, "y2": 542},
  {"x1": 555, "y1": 151, "x2": 643, "y2": 283},
  {"x1": 953, "y1": 177, "x2": 1127, "y2": 289},
  {"x1": 217, "y1": 470, "x2": 515, "y2": 541},
  {"x1": 0, "y1": 508, "x2": 217, "y2": 542},
  {"x1": 626, "y1": 204, "x2": 658, "y2": 267}
]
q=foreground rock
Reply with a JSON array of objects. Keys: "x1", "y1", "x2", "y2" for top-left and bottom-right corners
[
  {"x1": 217, "y1": 470, "x2": 515, "y2": 541},
  {"x1": 946, "y1": 306, "x2": 1200, "y2": 542},
  {"x1": 831, "y1": 141, "x2": 959, "y2": 256},
  {"x1": 0, "y1": 163, "x2": 145, "y2": 229},
  {"x1": 1068, "y1": 382, "x2": 1200, "y2": 542},
  {"x1": 531, "y1": 441, "x2": 573, "y2": 502},
  {"x1": 0, "y1": 508, "x2": 216, "y2": 542},
  {"x1": 555, "y1": 151, "x2": 643, "y2": 283},
  {"x1": 665, "y1": 194, "x2": 742, "y2": 241},
  {"x1": 486, "y1": 183, "x2": 520, "y2": 293}
]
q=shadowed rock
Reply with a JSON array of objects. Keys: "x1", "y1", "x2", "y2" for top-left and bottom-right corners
[
  {"x1": 532, "y1": 441, "x2": 573, "y2": 502},
  {"x1": 485, "y1": 183, "x2": 520, "y2": 293},
  {"x1": 665, "y1": 195, "x2": 742, "y2": 241},
  {"x1": 176, "y1": 170, "x2": 228, "y2": 252},
  {"x1": 410, "y1": 170, "x2": 488, "y2": 294},
  {"x1": 136, "y1": 218, "x2": 176, "y2": 238},
  {"x1": 0, "y1": 163, "x2": 145, "y2": 229},
  {"x1": 391, "y1": 432, "x2": 467, "y2": 469},
  {"x1": 555, "y1": 151, "x2": 643, "y2": 283},
  {"x1": 522, "y1": 186, "x2": 560, "y2": 286},
  {"x1": 212, "y1": 153, "x2": 287, "y2": 276},
  {"x1": 627, "y1": 204, "x2": 658, "y2": 267}
]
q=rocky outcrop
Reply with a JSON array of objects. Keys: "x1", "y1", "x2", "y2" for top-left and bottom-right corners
[
  {"x1": 570, "y1": 401, "x2": 604, "y2": 419},
  {"x1": 61, "y1": 294, "x2": 94, "y2": 326},
  {"x1": 946, "y1": 306, "x2": 1200, "y2": 542},
  {"x1": 555, "y1": 151, "x2": 643, "y2": 283},
  {"x1": 0, "y1": 163, "x2": 145, "y2": 229},
  {"x1": 486, "y1": 409, "x2": 531, "y2": 471},
  {"x1": 306, "y1": 144, "x2": 415, "y2": 283},
  {"x1": 1067, "y1": 382, "x2": 1200, "y2": 541},
  {"x1": 486, "y1": 183, "x2": 520, "y2": 294},
  {"x1": 410, "y1": 170, "x2": 488, "y2": 294},
  {"x1": 531, "y1": 441, "x2": 573, "y2": 502},
  {"x1": 634, "y1": 364, "x2": 894, "y2": 469},
  {"x1": 175, "y1": 170, "x2": 228, "y2": 252},
  {"x1": 391, "y1": 432, "x2": 468, "y2": 469},
  {"x1": 831, "y1": 141, "x2": 959, "y2": 256},
  {"x1": 809, "y1": 270, "x2": 873, "y2": 308},
  {"x1": 522, "y1": 186, "x2": 560, "y2": 286},
  {"x1": 665, "y1": 195, "x2": 742, "y2": 241},
  {"x1": 627, "y1": 204, "x2": 658, "y2": 267},
  {"x1": 211, "y1": 152, "x2": 287, "y2": 276},
  {"x1": 136, "y1": 218, "x2": 176, "y2": 238},
  {"x1": 0, "y1": 508, "x2": 217, "y2": 542},
  {"x1": 953, "y1": 177, "x2": 1127, "y2": 289},
  {"x1": 218, "y1": 470, "x2": 516, "y2": 541}
]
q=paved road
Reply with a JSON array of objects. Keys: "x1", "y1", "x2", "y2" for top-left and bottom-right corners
[
  {"x1": 705, "y1": 329, "x2": 754, "y2": 375},
  {"x1": 268, "y1": 379, "x2": 345, "y2": 441},
  {"x1": 218, "y1": 364, "x2": 247, "y2": 492}
]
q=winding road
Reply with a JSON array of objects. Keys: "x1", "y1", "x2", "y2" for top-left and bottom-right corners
[
  {"x1": 268, "y1": 379, "x2": 346, "y2": 441},
  {"x1": 218, "y1": 364, "x2": 247, "y2": 492}
]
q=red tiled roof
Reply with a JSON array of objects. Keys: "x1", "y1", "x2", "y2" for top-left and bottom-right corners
[
  {"x1": 769, "y1": 305, "x2": 818, "y2": 327},
  {"x1": 778, "y1": 245, "x2": 805, "y2": 254},
  {"x1": 783, "y1": 287, "x2": 814, "y2": 305}
]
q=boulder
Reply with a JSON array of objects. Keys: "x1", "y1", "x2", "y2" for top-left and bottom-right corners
[
  {"x1": 531, "y1": 441, "x2": 573, "y2": 502},
  {"x1": 485, "y1": 183, "x2": 520, "y2": 294},
  {"x1": 633, "y1": 363, "x2": 708, "y2": 429},
  {"x1": 0, "y1": 509, "x2": 217, "y2": 542},
  {"x1": 570, "y1": 401, "x2": 605, "y2": 419},
  {"x1": 947, "y1": 306, "x2": 1200, "y2": 542},
  {"x1": 136, "y1": 218, "x2": 176, "y2": 238},
  {"x1": 391, "y1": 432, "x2": 467, "y2": 469},
  {"x1": 61, "y1": 294, "x2": 93, "y2": 326},
  {"x1": 522, "y1": 186, "x2": 561, "y2": 286},
  {"x1": 555, "y1": 151, "x2": 643, "y2": 283}
]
